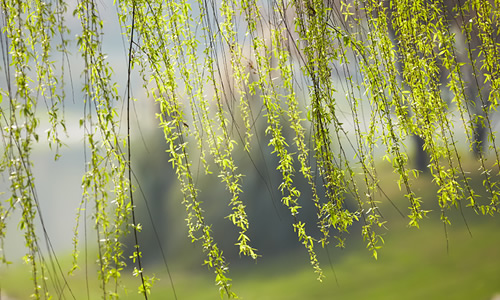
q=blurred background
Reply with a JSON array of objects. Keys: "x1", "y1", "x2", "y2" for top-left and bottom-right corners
[
  {"x1": 1, "y1": 110, "x2": 500, "y2": 300},
  {"x1": 0, "y1": 1, "x2": 500, "y2": 300}
]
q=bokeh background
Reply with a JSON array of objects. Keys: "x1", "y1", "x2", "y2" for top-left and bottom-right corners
[{"x1": 0, "y1": 1, "x2": 500, "y2": 299}]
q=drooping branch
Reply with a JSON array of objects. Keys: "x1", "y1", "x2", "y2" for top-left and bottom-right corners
[{"x1": 0, "y1": 0, "x2": 498, "y2": 298}]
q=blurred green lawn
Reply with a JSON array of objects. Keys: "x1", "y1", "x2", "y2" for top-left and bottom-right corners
[
  {"x1": 2, "y1": 208, "x2": 498, "y2": 300},
  {"x1": 1, "y1": 168, "x2": 500, "y2": 299}
]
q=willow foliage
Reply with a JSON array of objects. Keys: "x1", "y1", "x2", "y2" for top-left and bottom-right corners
[{"x1": 0, "y1": 0, "x2": 498, "y2": 298}]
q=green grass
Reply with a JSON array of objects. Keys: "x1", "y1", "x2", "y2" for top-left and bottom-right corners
[
  {"x1": 3, "y1": 212, "x2": 498, "y2": 299},
  {"x1": 229, "y1": 216, "x2": 500, "y2": 300},
  {"x1": 2, "y1": 168, "x2": 500, "y2": 299}
]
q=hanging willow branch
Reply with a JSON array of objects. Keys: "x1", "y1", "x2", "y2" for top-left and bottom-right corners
[{"x1": 0, "y1": 0, "x2": 498, "y2": 298}]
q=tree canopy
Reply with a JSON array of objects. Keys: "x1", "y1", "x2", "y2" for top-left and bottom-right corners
[{"x1": 0, "y1": 0, "x2": 499, "y2": 298}]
